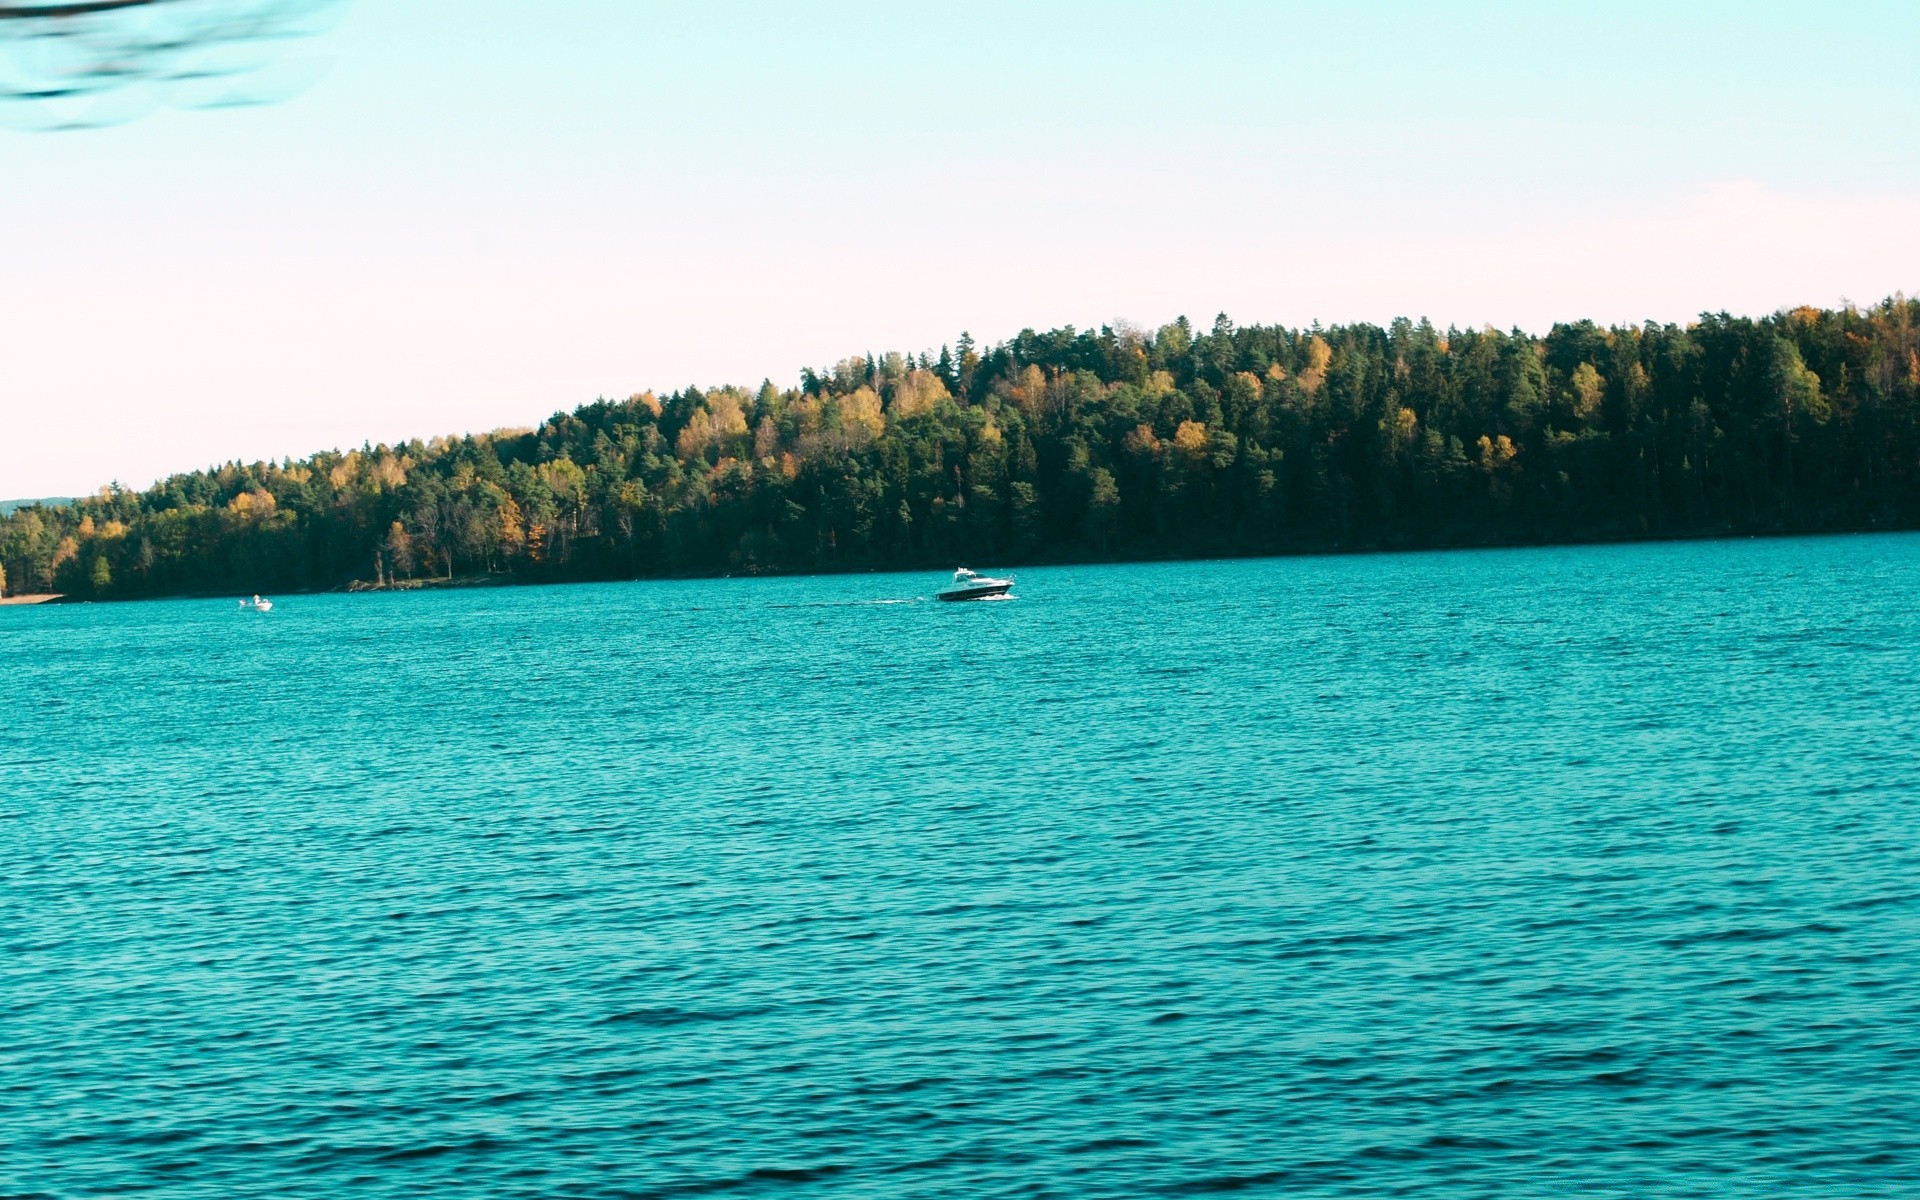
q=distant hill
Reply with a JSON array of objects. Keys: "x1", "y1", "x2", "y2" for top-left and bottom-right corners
[
  {"x1": 6, "y1": 297, "x2": 1920, "y2": 601},
  {"x1": 0, "y1": 498, "x2": 73, "y2": 517}
]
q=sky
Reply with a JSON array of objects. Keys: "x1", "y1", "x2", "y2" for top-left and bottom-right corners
[{"x1": 3, "y1": 0, "x2": 1919, "y2": 497}]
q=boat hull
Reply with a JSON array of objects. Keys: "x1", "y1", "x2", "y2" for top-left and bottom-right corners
[{"x1": 935, "y1": 582, "x2": 1013, "y2": 601}]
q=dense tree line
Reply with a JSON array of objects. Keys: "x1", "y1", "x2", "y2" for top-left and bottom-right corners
[{"x1": 6, "y1": 299, "x2": 1920, "y2": 600}]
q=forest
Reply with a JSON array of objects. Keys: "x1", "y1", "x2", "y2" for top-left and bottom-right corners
[{"x1": 5, "y1": 298, "x2": 1920, "y2": 600}]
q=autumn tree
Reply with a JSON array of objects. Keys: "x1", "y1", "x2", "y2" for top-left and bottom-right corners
[{"x1": 9, "y1": 298, "x2": 1920, "y2": 599}]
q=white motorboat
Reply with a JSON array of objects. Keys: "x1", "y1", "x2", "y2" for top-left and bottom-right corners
[
  {"x1": 239, "y1": 594, "x2": 273, "y2": 611},
  {"x1": 936, "y1": 567, "x2": 1013, "y2": 601}
]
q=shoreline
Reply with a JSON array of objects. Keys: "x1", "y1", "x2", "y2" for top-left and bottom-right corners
[{"x1": 7, "y1": 522, "x2": 1919, "y2": 607}]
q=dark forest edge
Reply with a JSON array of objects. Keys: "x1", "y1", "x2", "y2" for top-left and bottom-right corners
[{"x1": 5, "y1": 299, "x2": 1920, "y2": 601}]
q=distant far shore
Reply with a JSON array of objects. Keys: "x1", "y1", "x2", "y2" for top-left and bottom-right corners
[
  {"x1": 8, "y1": 301, "x2": 1920, "y2": 607},
  {"x1": 8, "y1": 524, "x2": 1920, "y2": 608},
  {"x1": 344, "y1": 574, "x2": 516, "y2": 594}
]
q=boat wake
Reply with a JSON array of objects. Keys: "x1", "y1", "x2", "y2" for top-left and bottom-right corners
[{"x1": 766, "y1": 598, "x2": 926, "y2": 610}]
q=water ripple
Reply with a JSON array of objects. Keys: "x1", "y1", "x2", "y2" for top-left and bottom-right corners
[{"x1": 4, "y1": 536, "x2": 1920, "y2": 1196}]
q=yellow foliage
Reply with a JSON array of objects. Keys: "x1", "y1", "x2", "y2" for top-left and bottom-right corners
[
  {"x1": 1008, "y1": 364, "x2": 1048, "y2": 413},
  {"x1": 1124, "y1": 423, "x2": 1161, "y2": 457},
  {"x1": 372, "y1": 455, "x2": 408, "y2": 490},
  {"x1": 891, "y1": 369, "x2": 950, "y2": 418},
  {"x1": 52, "y1": 536, "x2": 79, "y2": 572},
  {"x1": 329, "y1": 452, "x2": 359, "y2": 489},
  {"x1": 77, "y1": 515, "x2": 96, "y2": 538},
  {"x1": 1395, "y1": 407, "x2": 1419, "y2": 444},
  {"x1": 1476, "y1": 434, "x2": 1518, "y2": 471},
  {"x1": 708, "y1": 391, "x2": 750, "y2": 439},
  {"x1": 1174, "y1": 420, "x2": 1210, "y2": 456},
  {"x1": 841, "y1": 386, "x2": 887, "y2": 440},
  {"x1": 1571, "y1": 362, "x2": 1606, "y2": 421},
  {"x1": 632, "y1": 391, "x2": 662, "y2": 416},
  {"x1": 497, "y1": 496, "x2": 526, "y2": 556},
  {"x1": 540, "y1": 458, "x2": 587, "y2": 498},
  {"x1": 227, "y1": 488, "x2": 276, "y2": 516},
  {"x1": 676, "y1": 421, "x2": 711, "y2": 462},
  {"x1": 1265, "y1": 363, "x2": 1287, "y2": 383},
  {"x1": 1143, "y1": 370, "x2": 1177, "y2": 398},
  {"x1": 101, "y1": 520, "x2": 128, "y2": 539},
  {"x1": 384, "y1": 520, "x2": 414, "y2": 576},
  {"x1": 675, "y1": 391, "x2": 751, "y2": 462},
  {"x1": 787, "y1": 394, "x2": 823, "y2": 436},
  {"x1": 1308, "y1": 336, "x2": 1333, "y2": 372},
  {"x1": 1299, "y1": 336, "x2": 1332, "y2": 397}
]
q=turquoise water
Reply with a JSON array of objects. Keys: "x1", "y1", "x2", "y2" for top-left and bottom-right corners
[{"x1": 4, "y1": 537, "x2": 1919, "y2": 1197}]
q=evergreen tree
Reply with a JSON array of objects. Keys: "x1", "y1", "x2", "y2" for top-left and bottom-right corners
[{"x1": 9, "y1": 298, "x2": 1920, "y2": 600}]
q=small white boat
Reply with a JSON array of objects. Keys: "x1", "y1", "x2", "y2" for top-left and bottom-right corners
[
  {"x1": 239, "y1": 594, "x2": 273, "y2": 612},
  {"x1": 936, "y1": 567, "x2": 1013, "y2": 602}
]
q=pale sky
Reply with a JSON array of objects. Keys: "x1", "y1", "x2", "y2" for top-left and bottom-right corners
[{"x1": 3, "y1": 0, "x2": 1918, "y2": 497}]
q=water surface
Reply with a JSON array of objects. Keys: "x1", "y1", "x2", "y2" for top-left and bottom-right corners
[{"x1": 4, "y1": 537, "x2": 1918, "y2": 1197}]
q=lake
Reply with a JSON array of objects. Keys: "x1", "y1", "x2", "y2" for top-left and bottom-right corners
[{"x1": 4, "y1": 536, "x2": 1917, "y2": 1197}]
